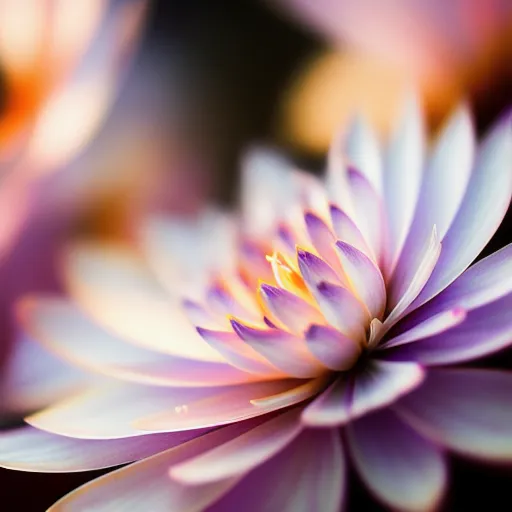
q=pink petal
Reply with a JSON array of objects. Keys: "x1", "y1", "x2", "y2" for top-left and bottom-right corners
[
  {"x1": 305, "y1": 324, "x2": 362, "y2": 370},
  {"x1": 231, "y1": 320, "x2": 325, "y2": 378},
  {"x1": 169, "y1": 408, "x2": 302, "y2": 484},
  {"x1": 347, "y1": 408, "x2": 447, "y2": 512},
  {"x1": 208, "y1": 428, "x2": 345, "y2": 512},
  {"x1": 259, "y1": 284, "x2": 324, "y2": 334},
  {"x1": 395, "y1": 368, "x2": 512, "y2": 462},
  {"x1": 18, "y1": 297, "x2": 260, "y2": 387},
  {"x1": 0, "y1": 425, "x2": 198, "y2": 473},
  {"x1": 47, "y1": 423, "x2": 253, "y2": 512},
  {"x1": 334, "y1": 241, "x2": 386, "y2": 318},
  {"x1": 315, "y1": 282, "x2": 368, "y2": 340},
  {"x1": 302, "y1": 360, "x2": 424, "y2": 426}
]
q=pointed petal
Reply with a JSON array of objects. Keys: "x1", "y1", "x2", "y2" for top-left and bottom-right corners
[
  {"x1": 326, "y1": 131, "x2": 354, "y2": 217},
  {"x1": 335, "y1": 241, "x2": 386, "y2": 318},
  {"x1": 18, "y1": 297, "x2": 259, "y2": 388},
  {"x1": 384, "y1": 293, "x2": 512, "y2": 365},
  {"x1": 413, "y1": 111, "x2": 512, "y2": 308},
  {"x1": 347, "y1": 408, "x2": 446, "y2": 512},
  {"x1": 315, "y1": 282, "x2": 368, "y2": 340},
  {"x1": 305, "y1": 324, "x2": 362, "y2": 371},
  {"x1": 396, "y1": 368, "x2": 512, "y2": 462},
  {"x1": 47, "y1": 424, "x2": 250, "y2": 512},
  {"x1": 384, "y1": 95, "x2": 425, "y2": 274},
  {"x1": 0, "y1": 425, "x2": 196, "y2": 473},
  {"x1": 329, "y1": 204, "x2": 372, "y2": 259},
  {"x1": 170, "y1": 408, "x2": 302, "y2": 484},
  {"x1": 208, "y1": 428, "x2": 345, "y2": 512},
  {"x1": 231, "y1": 320, "x2": 325, "y2": 378},
  {"x1": 297, "y1": 248, "x2": 341, "y2": 289},
  {"x1": 259, "y1": 284, "x2": 324, "y2": 334},
  {"x1": 302, "y1": 360, "x2": 424, "y2": 427}
]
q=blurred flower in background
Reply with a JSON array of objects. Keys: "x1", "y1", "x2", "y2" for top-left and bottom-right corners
[
  {"x1": 1, "y1": 102, "x2": 511, "y2": 511},
  {"x1": 271, "y1": 0, "x2": 512, "y2": 153},
  {"x1": 0, "y1": 0, "x2": 148, "y2": 404}
]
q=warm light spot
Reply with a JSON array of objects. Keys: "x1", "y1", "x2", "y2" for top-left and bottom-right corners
[{"x1": 266, "y1": 251, "x2": 311, "y2": 302}]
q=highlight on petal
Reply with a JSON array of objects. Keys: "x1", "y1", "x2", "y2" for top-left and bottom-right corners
[
  {"x1": 0, "y1": 425, "x2": 196, "y2": 473},
  {"x1": 347, "y1": 408, "x2": 446, "y2": 512},
  {"x1": 305, "y1": 324, "x2": 361, "y2": 371},
  {"x1": 395, "y1": 368, "x2": 512, "y2": 462},
  {"x1": 334, "y1": 241, "x2": 386, "y2": 318},
  {"x1": 208, "y1": 428, "x2": 345, "y2": 512},
  {"x1": 302, "y1": 360, "x2": 424, "y2": 427},
  {"x1": 329, "y1": 204, "x2": 372, "y2": 260},
  {"x1": 169, "y1": 408, "x2": 302, "y2": 484},
  {"x1": 297, "y1": 248, "x2": 342, "y2": 290}
]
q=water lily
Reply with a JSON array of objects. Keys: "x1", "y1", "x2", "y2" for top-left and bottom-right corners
[{"x1": 1, "y1": 100, "x2": 512, "y2": 511}]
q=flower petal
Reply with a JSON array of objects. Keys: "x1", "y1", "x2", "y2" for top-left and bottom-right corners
[
  {"x1": 395, "y1": 368, "x2": 512, "y2": 462},
  {"x1": 231, "y1": 320, "x2": 325, "y2": 378},
  {"x1": 18, "y1": 297, "x2": 258, "y2": 387},
  {"x1": 297, "y1": 249, "x2": 341, "y2": 289},
  {"x1": 305, "y1": 324, "x2": 362, "y2": 371},
  {"x1": 334, "y1": 241, "x2": 386, "y2": 318},
  {"x1": 0, "y1": 425, "x2": 195, "y2": 473},
  {"x1": 208, "y1": 428, "x2": 345, "y2": 512},
  {"x1": 347, "y1": 408, "x2": 446, "y2": 512},
  {"x1": 169, "y1": 408, "x2": 302, "y2": 484},
  {"x1": 413, "y1": 111, "x2": 512, "y2": 309},
  {"x1": 302, "y1": 360, "x2": 424, "y2": 426},
  {"x1": 47, "y1": 424, "x2": 250, "y2": 512},
  {"x1": 329, "y1": 204, "x2": 372, "y2": 260}
]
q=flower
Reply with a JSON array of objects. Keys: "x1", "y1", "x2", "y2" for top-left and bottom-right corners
[{"x1": 1, "y1": 100, "x2": 512, "y2": 511}]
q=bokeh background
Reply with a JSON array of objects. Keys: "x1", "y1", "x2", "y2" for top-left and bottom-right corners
[{"x1": 0, "y1": 0, "x2": 511, "y2": 509}]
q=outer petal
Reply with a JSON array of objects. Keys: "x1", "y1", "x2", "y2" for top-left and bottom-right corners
[
  {"x1": 395, "y1": 368, "x2": 512, "y2": 462},
  {"x1": 208, "y1": 428, "x2": 345, "y2": 512},
  {"x1": 302, "y1": 360, "x2": 424, "y2": 426},
  {"x1": 347, "y1": 408, "x2": 447, "y2": 512},
  {"x1": 413, "y1": 111, "x2": 512, "y2": 309},
  {"x1": 0, "y1": 425, "x2": 195, "y2": 473},
  {"x1": 18, "y1": 297, "x2": 258, "y2": 387},
  {"x1": 47, "y1": 423, "x2": 251, "y2": 512},
  {"x1": 170, "y1": 408, "x2": 302, "y2": 484},
  {"x1": 383, "y1": 293, "x2": 512, "y2": 365}
]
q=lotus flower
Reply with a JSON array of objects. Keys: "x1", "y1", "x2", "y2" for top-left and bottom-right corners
[{"x1": 1, "y1": 101, "x2": 512, "y2": 511}]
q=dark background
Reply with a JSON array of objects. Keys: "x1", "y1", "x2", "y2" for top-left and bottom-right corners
[{"x1": 1, "y1": 0, "x2": 512, "y2": 510}]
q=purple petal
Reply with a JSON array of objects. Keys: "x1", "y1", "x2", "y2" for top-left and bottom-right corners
[
  {"x1": 347, "y1": 408, "x2": 446, "y2": 512},
  {"x1": 302, "y1": 360, "x2": 424, "y2": 426},
  {"x1": 305, "y1": 324, "x2": 361, "y2": 371},
  {"x1": 329, "y1": 204, "x2": 372, "y2": 259},
  {"x1": 395, "y1": 368, "x2": 512, "y2": 462},
  {"x1": 259, "y1": 284, "x2": 324, "y2": 334},
  {"x1": 297, "y1": 249, "x2": 341, "y2": 289},
  {"x1": 0, "y1": 425, "x2": 199, "y2": 472},
  {"x1": 335, "y1": 241, "x2": 386, "y2": 318},
  {"x1": 315, "y1": 282, "x2": 368, "y2": 340},
  {"x1": 413, "y1": 110, "x2": 512, "y2": 309},
  {"x1": 208, "y1": 428, "x2": 345, "y2": 512},
  {"x1": 170, "y1": 408, "x2": 302, "y2": 484},
  {"x1": 383, "y1": 293, "x2": 512, "y2": 365},
  {"x1": 182, "y1": 299, "x2": 220, "y2": 329},
  {"x1": 231, "y1": 320, "x2": 325, "y2": 378}
]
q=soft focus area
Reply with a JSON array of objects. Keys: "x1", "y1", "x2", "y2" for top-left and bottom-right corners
[{"x1": 0, "y1": 1, "x2": 511, "y2": 510}]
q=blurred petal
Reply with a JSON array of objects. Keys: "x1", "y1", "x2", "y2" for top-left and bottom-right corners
[
  {"x1": 208, "y1": 428, "x2": 345, "y2": 512},
  {"x1": 170, "y1": 408, "x2": 302, "y2": 484},
  {"x1": 329, "y1": 204, "x2": 372, "y2": 260},
  {"x1": 0, "y1": 425, "x2": 194, "y2": 472},
  {"x1": 304, "y1": 212, "x2": 343, "y2": 273},
  {"x1": 302, "y1": 360, "x2": 424, "y2": 426},
  {"x1": 347, "y1": 408, "x2": 446, "y2": 512},
  {"x1": 396, "y1": 368, "x2": 512, "y2": 462}
]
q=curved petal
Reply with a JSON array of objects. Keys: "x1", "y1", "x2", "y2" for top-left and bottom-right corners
[
  {"x1": 395, "y1": 368, "x2": 512, "y2": 462},
  {"x1": 297, "y1": 249, "x2": 342, "y2": 289},
  {"x1": 335, "y1": 241, "x2": 386, "y2": 318},
  {"x1": 413, "y1": 111, "x2": 512, "y2": 309},
  {"x1": 208, "y1": 428, "x2": 345, "y2": 512},
  {"x1": 231, "y1": 320, "x2": 325, "y2": 378},
  {"x1": 304, "y1": 212, "x2": 343, "y2": 273},
  {"x1": 170, "y1": 408, "x2": 302, "y2": 484},
  {"x1": 302, "y1": 360, "x2": 424, "y2": 426},
  {"x1": 383, "y1": 293, "x2": 512, "y2": 365},
  {"x1": 48, "y1": 424, "x2": 251, "y2": 512},
  {"x1": 0, "y1": 425, "x2": 196, "y2": 473},
  {"x1": 347, "y1": 408, "x2": 447, "y2": 512},
  {"x1": 305, "y1": 324, "x2": 362, "y2": 371},
  {"x1": 329, "y1": 204, "x2": 372, "y2": 260},
  {"x1": 18, "y1": 297, "x2": 259, "y2": 387}
]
